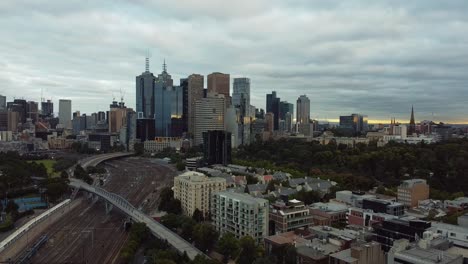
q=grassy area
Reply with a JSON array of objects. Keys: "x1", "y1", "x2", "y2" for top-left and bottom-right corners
[{"x1": 28, "y1": 160, "x2": 59, "y2": 178}]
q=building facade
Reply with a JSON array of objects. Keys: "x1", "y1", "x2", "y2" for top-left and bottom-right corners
[
  {"x1": 296, "y1": 95, "x2": 310, "y2": 125},
  {"x1": 136, "y1": 57, "x2": 156, "y2": 119},
  {"x1": 203, "y1": 130, "x2": 232, "y2": 165},
  {"x1": 58, "y1": 99, "x2": 72, "y2": 128},
  {"x1": 187, "y1": 74, "x2": 204, "y2": 136},
  {"x1": 194, "y1": 94, "x2": 226, "y2": 145},
  {"x1": 398, "y1": 179, "x2": 430, "y2": 208},
  {"x1": 207, "y1": 72, "x2": 230, "y2": 100},
  {"x1": 173, "y1": 171, "x2": 226, "y2": 217},
  {"x1": 269, "y1": 199, "x2": 312, "y2": 234},
  {"x1": 212, "y1": 191, "x2": 269, "y2": 244}
]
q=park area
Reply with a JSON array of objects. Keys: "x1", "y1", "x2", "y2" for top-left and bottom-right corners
[{"x1": 27, "y1": 160, "x2": 59, "y2": 178}]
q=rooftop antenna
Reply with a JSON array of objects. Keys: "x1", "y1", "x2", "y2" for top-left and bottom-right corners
[
  {"x1": 145, "y1": 49, "x2": 150, "y2": 73},
  {"x1": 163, "y1": 58, "x2": 167, "y2": 72}
]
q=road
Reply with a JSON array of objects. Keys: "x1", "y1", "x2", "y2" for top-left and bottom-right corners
[{"x1": 31, "y1": 156, "x2": 177, "y2": 263}]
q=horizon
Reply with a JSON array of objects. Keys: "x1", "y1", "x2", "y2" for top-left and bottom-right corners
[{"x1": 1, "y1": 1, "x2": 468, "y2": 123}]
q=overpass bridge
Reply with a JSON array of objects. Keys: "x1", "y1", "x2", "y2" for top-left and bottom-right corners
[{"x1": 69, "y1": 154, "x2": 206, "y2": 260}]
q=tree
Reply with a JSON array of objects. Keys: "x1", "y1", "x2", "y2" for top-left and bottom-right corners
[
  {"x1": 158, "y1": 187, "x2": 182, "y2": 214},
  {"x1": 134, "y1": 143, "x2": 144, "y2": 155},
  {"x1": 192, "y1": 208, "x2": 204, "y2": 222},
  {"x1": 60, "y1": 170, "x2": 69, "y2": 179},
  {"x1": 176, "y1": 161, "x2": 186, "y2": 171},
  {"x1": 376, "y1": 186, "x2": 386, "y2": 195},
  {"x1": 236, "y1": 236, "x2": 257, "y2": 264},
  {"x1": 193, "y1": 223, "x2": 219, "y2": 252},
  {"x1": 217, "y1": 233, "x2": 240, "y2": 262}
]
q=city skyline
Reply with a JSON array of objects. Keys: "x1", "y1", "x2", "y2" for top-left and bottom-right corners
[{"x1": 1, "y1": 1, "x2": 468, "y2": 123}]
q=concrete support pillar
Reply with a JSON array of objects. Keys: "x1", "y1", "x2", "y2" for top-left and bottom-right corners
[{"x1": 105, "y1": 201, "x2": 113, "y2": 214}]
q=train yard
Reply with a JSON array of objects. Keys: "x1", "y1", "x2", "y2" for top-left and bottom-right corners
[{"x1": 28, "y1": 157, "x2": 176, "y2": 263}]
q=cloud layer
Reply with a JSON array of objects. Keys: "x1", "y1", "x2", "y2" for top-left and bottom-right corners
[{"x1": 1, "y1": 0, "x2": 467, "y2": 123}]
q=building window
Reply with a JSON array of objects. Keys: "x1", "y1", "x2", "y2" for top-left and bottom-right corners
[{"x1": 450, "y1": 232, "x2": 456, "y2": 237}]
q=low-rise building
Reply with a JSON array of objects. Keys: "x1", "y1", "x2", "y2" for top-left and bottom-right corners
[
  {"x1": 143, "y1": 137, "x2": 183, "y2": 153},
  {"x1": 458, "y1": 213, "x2": 468, "y2": 228},
  {"x1": 388, "y1": 240, "x2": 463, "y2": 264},
  {"x1": 309, "y1": 202, "x2": 348, "y2": 226},
  {"x1": 430, "y1": 222, "x2": 468, "y2": 248},
  {"x1": 444, "y1": 197, "x2": 468, "y2": 213},
  {"x1": 372, "y1": 218, "x2": 431, "y2": 252},
  {"x1": 173, "y1": 171, "x2": 226, "y2": 218},
  {"x1": 329, "y1": 241, "x2": 386, "y2": 264},
  {"x1": 269, "y1": 199, "x2": 312, "y2": 234},
  {"x1": 398, "y1": 179, "x2": 430, "y2": 208},
  {"x1": 362, "y1": 198, "x2": 405, "y2": 216},
  {"x1": 347, "y1": 207, "x2": 397, "y2": 227},
  {"x1": 211, "y1": 191, "x2": 268, "y2": 244}
]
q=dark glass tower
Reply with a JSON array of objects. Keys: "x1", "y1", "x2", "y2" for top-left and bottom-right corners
[{"x1": 136, "y1": 57, "x2": 156, "y2": 119}]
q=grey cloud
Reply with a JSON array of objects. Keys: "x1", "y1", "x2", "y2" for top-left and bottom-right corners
[{"x1": 0, "y1": 0, "x2": 467, "y2": 123}]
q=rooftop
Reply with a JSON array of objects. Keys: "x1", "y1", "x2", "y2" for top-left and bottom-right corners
[
  {"x1": 215, "y1": 191, "x2": 268, "y2": 205},
  {"x1": 400, "y1": 179, "x2": 427, "y2": 188},
  {"x1": 176, "y1": 171, "x2": 226, "y2": 183},
  {"x1": 264, "y1": 230, "x2": 311, "y2": 246},
  {"x1": 310, "y1": 202, "x2": 349, "y2": 212},
  {"x1": 296, "y1": 238, "x2": 341, "y2": 260},
  {"x1": 395, "y1": 247, "x2": 462, "y2": 264}
]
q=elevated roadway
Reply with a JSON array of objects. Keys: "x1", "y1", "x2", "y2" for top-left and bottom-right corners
[{"x1": 69, "y1": 153, "x2": 205, "y2": 260}]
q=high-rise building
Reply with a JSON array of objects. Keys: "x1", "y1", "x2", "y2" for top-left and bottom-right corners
[
  {"x1": 154, "y1": 61, "x2": 177, "y2": 137},
  {"x1": 212, "y1": 191, "x2": 269, "y2": 244},
  {"x1": 266, "y1": 91, "x2": 280, "y2": 130},
  {"x1": 203, "y1": 130, "x2": 232, "y2": 165},
  {"x1": 180, "y1": 78, "x2": 189, "y2": 134},
  {"x1": 0, "y1": 111, "x2": 7, "y2": 131},
  {"x1": 7, "y1": 99, "x2": 27, "y2": 124},
  {"x1": 0, "y1": 95, "x2": 6, "y2": 110},
  {"x1": 58, "y1": 99, "x2": 72, "y2": 129},
  {"x1": 97, "y1": 111, "x2": 106, "y2": 122},
  {"x1": 173, "y1": 171, "x2": 226, "y2": 218},
  {"x1": 136, "y1": 56, "x2": 156, "y2": 119},
  {"x1": 194, "y1": 93, "x2": 225, "y2": 145},
  {"x1": 232, "y1": 78, "x2": 250, "y2": 112},
  {"x1": 136, "y1": 118, "x2": 155, "y2": 141},
  {"x1": 109, "y1": 100, "x2": 131, "y2": 133},
  {"x1": 339, "y1": 114, "x2": 368, "y2": 135},
  {"x1": 285, "y1": 112, "x2": 293, "y2": 132},
  {"x1": 41, "y1": 100, "x2": 53, "y2": 117},
  {"x1": 265, "y1": 112, "x2": 274, "y2": 132},
  {"x1": 208, "y1": 72, "x2": 230, "y2": 100},
  {"x1": 296, "y1": 95, "x2": 310, "y2": 124},
  {"x1": 187, "y1": 74, "x2": 204, "y2": 136},
  {"x1": 397, "y1": 179, "x2": 429, "y2": 208},
  {"x1": 27, "y1": 101, "x2": 39, "y2": 123},
  {"x1": 7, "y1": 111, "x2": 20, "y2": 132},
  {"x1": 408, "y1": 105, "x2": 416, "y2": 136},
  {"x1": 279, "y1": 101, "x2": 293, "y2": 120}
]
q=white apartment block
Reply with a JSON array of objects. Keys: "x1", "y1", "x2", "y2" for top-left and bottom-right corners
[{"x1": 212, "y1": 191, "x2": 269, "y2": 244}]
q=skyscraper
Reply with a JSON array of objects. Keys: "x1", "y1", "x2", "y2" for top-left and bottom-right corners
[
  {"x1": 58, "y1": 99, "x2": 72, "y2": 128},
  {"x1": 203, "y1": 130, "x2": 232, "y2": 165},
  {"x1": 208, "y1": 72, "x2": 230, "y2": 100},
  {"x1": 27, "y1": 101, "x2": 39, "y2": 123},
  {"x1": 194, "y1": 94, "x2": 226, "y2": 145},
  {"x1": 408, "y1": 105, "x2": 416, "y2": 135},
  {"x1": 41, "y1": 100, "x2": 53, "y2": 117},
  {"x1": 188, "y1": 74, "x2": 204, "y2": 136},
  {"x1": 136, "y1": 56, "x2": 156, "y2": 119},
  {"x1": 279, "y1": 101, "x2": 294, "y2": 120},
  {"x1": 0, "y1": 95, "x2": 6, "y2": 111},
  {"x1": 232, "y1": 78, "x2": 250, "y2": 115},
  {"x1": 266, "y1": 91, "x2": 280, "y2": 130},
  {"x1": 296, "y1": 95, "x2": 310, "y2": 124},
  {"x1": 154, "y1": 61, "x2": 175, "y2": 137}
]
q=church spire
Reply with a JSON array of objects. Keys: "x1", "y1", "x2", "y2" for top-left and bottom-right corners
[{"x1": 409, "y1": 105, "x2": 416, "y2": 135}]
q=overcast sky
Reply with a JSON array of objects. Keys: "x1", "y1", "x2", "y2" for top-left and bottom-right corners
[{"x1": 1, "y1": 1, "x2": 467, "y2": 123}]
